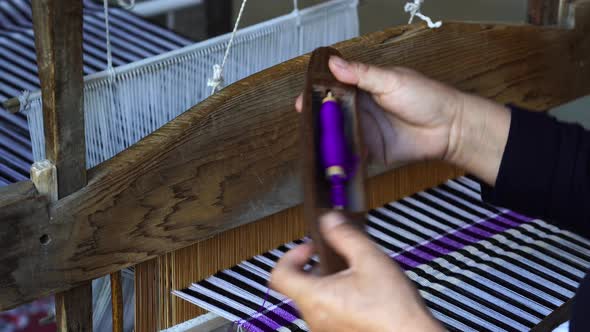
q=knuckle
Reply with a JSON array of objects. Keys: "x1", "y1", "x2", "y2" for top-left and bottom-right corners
[
  {"x1": 355, "y1": 62, "x2": 372, "y2": 76},
  {"x1": 389, "y1": 67, "x2": 409, "y2": 91}
]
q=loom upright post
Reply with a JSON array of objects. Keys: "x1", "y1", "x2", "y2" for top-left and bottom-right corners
[
  {"x1": 31, "y1": 0, "x2": 91, "y2": 330},
  {"x1": 528, "y1": 0, "x2": 570, "y2": 25}
]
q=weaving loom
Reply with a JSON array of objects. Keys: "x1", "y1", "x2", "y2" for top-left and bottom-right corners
[
  {"x1": 2, "y1": 0, "x2": 590, "y2": 331},
  {"x1": 0, "y1": 1, "x2": 191, "y2": 330},
  {"x1": 0, "y1": 0, "x2": 192, "y2": 183},
  {"x1": 18, "y1": 0, "x2": 359, "y2": 167},
  {"x1": 175, "y1": 177, "x2": 590, "y2": 331}
]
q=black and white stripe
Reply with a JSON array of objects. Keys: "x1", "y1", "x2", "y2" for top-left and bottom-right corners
[
  {"x1": 174, "y1": 178, "x2": 590, "y2": 332},
  {"x1": 0, "y1": 0, "x2": 191, "y2": 184}
]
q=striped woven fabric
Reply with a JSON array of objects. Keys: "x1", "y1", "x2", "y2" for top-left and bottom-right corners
[
  {"x1": 0, "y1": 0, "x2": 192, "y2": 185},
  {"x1": 173, "y1": 176, "x2": 590, "y2": 332}
]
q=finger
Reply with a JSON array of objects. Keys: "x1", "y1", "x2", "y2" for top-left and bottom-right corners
[
  {"x1": 270, "y1": 243, "x2": 316, "y2": 300},
  {"x1": 295, "y1": 94, "x2": 303, "y2": 113},
  {"x1": 320, "y1": 212, "x2": 382, "y2": 267},
  {"x1": 329, "y1": 56, "x2": 399, "y2": 96}
]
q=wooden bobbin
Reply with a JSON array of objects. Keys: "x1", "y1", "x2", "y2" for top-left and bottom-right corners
[{"x1": 301, "y1": 47, "x2": 368, "y2": 275}]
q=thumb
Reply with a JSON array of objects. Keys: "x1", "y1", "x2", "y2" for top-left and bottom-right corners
[
  {"x1": 329, "y1": 56, "x2": 399, "y2": 96},
  {"x1": 320, "y1": 212, "x2": 381, "y2": 268}
]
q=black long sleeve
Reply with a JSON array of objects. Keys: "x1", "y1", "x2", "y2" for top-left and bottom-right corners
[
  {"x1": 480, "y1": 106, "x2": 590, "y2": 331},
  {"x1": 481, "y1": 107, "x2": 590, "y2": 238}
]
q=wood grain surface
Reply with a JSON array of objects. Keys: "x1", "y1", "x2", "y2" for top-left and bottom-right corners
[
  {"x1": 136, "y1": 161, "x2": 464, "y2": 330},
  {"x1": 110, "y1": 271, "x2": 124, "y2": 332},
  {"x1": 2, "y1": 0, "x2": 590, "y2": 311},
  {"x1": 30, "y1": 0, "x2": 92, "y2": 330},
  {"x1": 31, "y1": 0, "x2": 86, "y2": 198}
]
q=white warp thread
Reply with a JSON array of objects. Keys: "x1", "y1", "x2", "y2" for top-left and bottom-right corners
[
  {"x1": 208, "y1": 0, "x2": 249, "y2": 94},
  {"x1": 404, "y1": 0, "x2": 442, "y2": 28},
  {"x1": 22, "y1": 0, "x2": 360, "y2": 168}
]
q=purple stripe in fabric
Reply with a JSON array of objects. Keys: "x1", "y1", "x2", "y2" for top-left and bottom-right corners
[
  {"x1": 240, "y1": 300, "x2": 300, "y2": 331},
  {"x1": 239, "y1": 209, "x2": 533, "y2": 330},
  {"x1": 392, "y1": 254, "x2": 424, "y2": 268},
  {"x1": 238, "y1": 322, "x2": 266, "y2": 332},
  {"x1": 507, "y1": 211, "x2": 534, "y2": 222},
  {"x1": 275, "y1": 301, "x2": 300, "y2": 320},
  {"x1": 391, "y1": 212, "x2": 528, "y2": 269},
  {"x1": 246, "y1": 312, "x2": 282, "y2": 331}
]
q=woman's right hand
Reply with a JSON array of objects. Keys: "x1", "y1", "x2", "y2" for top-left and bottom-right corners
[
  {"x1": 297, "y1": 56, "x2": 464, "y2": 165},
  {"x1": 296, "y1": 56, "x2": 511, "y2": 185}
]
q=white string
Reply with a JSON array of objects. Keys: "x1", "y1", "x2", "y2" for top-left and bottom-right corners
[
  {"x1": 207, "y1": 0, "x2": 249, "y2": 95},
  {"x1": 103, "y1": 0, "x2": 114, "y2": 72},
  {"x1": 293, "y1": 0, "x2": 302, "y2": 53},
  {"x1": 404, "y1": 0, "x2": 442, "y2": 29},
  {"x1": 117, "y1": 0, "x2": 135, "y2": 10}
]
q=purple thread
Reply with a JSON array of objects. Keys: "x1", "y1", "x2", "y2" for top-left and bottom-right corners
[
  {"x1": 389, "y1": 211, "x2": 527, "y2": 269},
  {"x1": 229, "y1": 286, "x2": 271, "y2": 332},
  {"x1": 227, "y1": 209, "x2": 532, "y2": 329},
  {"x1": 231, "y1": 286, "x2": 300, "y2": 331},
  {"x1": 507, "y1": 211, "x2": 534, "y2": 222},
  {"x1": 319, "y1": 95, "x2": 351, "y2": 208}
]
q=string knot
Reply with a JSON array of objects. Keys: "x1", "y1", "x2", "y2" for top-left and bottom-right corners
[
  {"x1": 107, "y1": 66, "x2": 117, "y2": 84},
  {"x1": 207, "y1": 64, "x2": 225, "y2": 94},
  {"x1": 117, "y1": 0, "x2": 135, "y2": 9},
  {"x1": 18, "y1": 90, "x2": 31, "y2": 113},
  {"x1": 404, "y1": 0, "x2": 442, "y2": 29},
  {"x1": 208, "y1": 0, "x2": 248, "y2": 96}
]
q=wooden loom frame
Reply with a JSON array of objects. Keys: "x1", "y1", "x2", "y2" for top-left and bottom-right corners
[{"x1": 1, "y1": 0, "x2": 590, "y2": 330}]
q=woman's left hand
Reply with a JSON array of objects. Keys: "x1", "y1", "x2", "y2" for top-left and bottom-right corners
[{"x1": 269, "y1": 212, "x2": 444, "y2": 332}]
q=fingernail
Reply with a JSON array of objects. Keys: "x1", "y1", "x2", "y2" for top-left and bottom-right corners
[
  {"x1": 330, "y1": 56, "x2": 349, "y2": 69},
  {"x1": 321, "y1": 212, "x2": 344, "y2": 230}
]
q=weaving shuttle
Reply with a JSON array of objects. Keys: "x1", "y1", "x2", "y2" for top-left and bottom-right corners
[{"x1": 301, "y1": 46, "x2": 367, "y2": 275}]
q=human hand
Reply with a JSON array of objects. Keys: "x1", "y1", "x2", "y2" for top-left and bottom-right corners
[
  {"x1": 296, "y1": 56, "x2": 464, "y2": 165},
  {"x1": 296, "y1": 56, "x2": 510, "y2": 185},
  {"x1": 269, "y1": 212, "x2": 444, "y2": 332}
]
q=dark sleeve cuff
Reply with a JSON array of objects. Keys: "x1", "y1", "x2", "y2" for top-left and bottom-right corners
[{"x1": 479, "y1": 105, "x2": 560, "y2": 217}]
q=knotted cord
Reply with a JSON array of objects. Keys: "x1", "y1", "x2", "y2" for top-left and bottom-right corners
[
  {"x1": 117, "y1": 0, "x2": 135, "y2": 10},
  {"x1": 208, "y1": 0, "x2": 249, "y2": 95},
  {"x1": 404, "y1": 0, "x2": 442, "y2": 28},
  {"x1": 103, "y1": 0, "x2": 114, "y2": 75}
]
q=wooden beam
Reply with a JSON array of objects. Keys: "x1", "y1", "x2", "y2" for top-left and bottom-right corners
[
  {"x1": 110, "y1": 272, "x2": 125, "y2": 332},
  {"x1": 0, "y1": 181, "x2": 50, "y2": 307},
  {"x1": 31, "y1": 0, "x2": 90, "y2": 330},
  {"x1": 2, "y1": 0, "x2": 590, "y2": 311},
  {"x1": 0, "y1": 180, "x2": 42, "y2": 207},
  {"x1": 135, "y1": 259, "x2": 161, "y2": 332},
  {"x1": 32, "y1": 0, "x2": 86, "y2": 198},
  {"x1": 2, "y1": 98, "x2": 20, "y2": 114},
  {"x1": 528, "y1": 0, "x2": 565, "y2": 25},
  {"x1": 55, "y1": 284, "x2": 93, "y2": 331}
]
